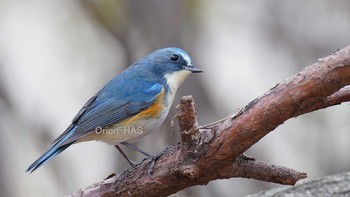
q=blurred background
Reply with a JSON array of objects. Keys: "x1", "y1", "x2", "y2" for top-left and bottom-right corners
[{"x1": 0, "y1": 0, "x2": 350, "y2": 196}]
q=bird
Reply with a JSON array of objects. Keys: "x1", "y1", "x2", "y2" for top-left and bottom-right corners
[{"x1": 26, "y1": 47, "x2": 202, "y2": 174}]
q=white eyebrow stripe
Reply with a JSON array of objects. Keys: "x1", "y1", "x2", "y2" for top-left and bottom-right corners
[{"x1": 181, "y1": 53, "x2": 192, "y2": 65}]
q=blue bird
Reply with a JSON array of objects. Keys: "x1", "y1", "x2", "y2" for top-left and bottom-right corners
[{"x1": 26, "y1": 47, "x2": 202, "y2": 174}]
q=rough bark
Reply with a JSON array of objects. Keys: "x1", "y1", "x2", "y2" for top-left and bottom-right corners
[{"x1": 68, "y1": 45, "x2": 350, "y2": 197}]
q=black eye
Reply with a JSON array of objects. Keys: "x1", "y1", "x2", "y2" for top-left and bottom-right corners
[{"x1": 170, "y1": 54, "x2": 179, "y2": 61}]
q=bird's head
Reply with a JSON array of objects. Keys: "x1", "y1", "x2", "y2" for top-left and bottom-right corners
[{"x1": 140, "y1": 47, "x2": 202, "y2": 93}]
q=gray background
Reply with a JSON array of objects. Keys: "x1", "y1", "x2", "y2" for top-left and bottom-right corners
[{"x1": 0, "y1": 0, "x2": 349, "y2": 196}]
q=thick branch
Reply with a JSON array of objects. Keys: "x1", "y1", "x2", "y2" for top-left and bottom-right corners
[
  {"x1": 69, "y1": 155, "x2": 306, "y2": 197},
  {"x1": 68, "y1": 45, "x2": 350, "y2": 197}
]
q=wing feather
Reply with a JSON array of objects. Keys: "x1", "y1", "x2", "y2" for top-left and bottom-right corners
[{"x1": 60, "y1": 82, "x2": 164, "y2": 145}]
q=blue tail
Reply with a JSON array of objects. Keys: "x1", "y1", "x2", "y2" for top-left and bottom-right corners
[{"x1": 26, "y1": 128, "x2": 76, "y2": 173}]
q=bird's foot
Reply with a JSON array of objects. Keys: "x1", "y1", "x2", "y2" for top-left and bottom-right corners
[
  {"x1": 146, "y1": 146, "x2": 173, "y2": 177},
  {"x1": 129, "y1": 160, "x2": 138, "y2": 168},
  {"x1": 146, "y1": 152, "x2": 163, "y2": 177}
]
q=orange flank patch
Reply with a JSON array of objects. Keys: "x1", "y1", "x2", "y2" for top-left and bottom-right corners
[
  {"x1": 77, "y1": 88, "x2": 165, "y2": 143},
  {"x1": 122, "y1": 89, "x2": 165, "y2": 125}
]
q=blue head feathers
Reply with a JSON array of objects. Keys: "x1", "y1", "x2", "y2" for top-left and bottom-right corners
[{"x1": 131, "y1": 47, "x2": 202, "y2": 76}]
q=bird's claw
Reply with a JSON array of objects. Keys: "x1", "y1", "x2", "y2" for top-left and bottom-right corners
[
  {"x1": 146, "y1": 152, "x2": 163, "y2": 177},
  {"x1": 129, "y1": 161, "x2": 138, "y2": 168},
  {"x1": 147, "y1": 157, "x2": 156, "y2": 177}
]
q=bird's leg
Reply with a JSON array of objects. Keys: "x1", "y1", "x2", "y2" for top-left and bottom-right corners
[
  {"x1": 120, "y1": 142, "x2": 160, "y2": 176},
  {"x1": 114, "y1": 145, "x2": 137, "y2": 167},
  {"x1": 120, "y1": 142, "x2": 151, "y2": 157}
]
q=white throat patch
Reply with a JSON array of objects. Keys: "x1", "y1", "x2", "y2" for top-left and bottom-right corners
[{"x1": 164, "y1": 70, "x2": 191, "y2": 95}]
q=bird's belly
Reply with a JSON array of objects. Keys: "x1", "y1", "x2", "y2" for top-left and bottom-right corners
[
  {"x1": 81, "y1": 106, "x2": 169, "y2": 145},
  {"x1": 105, "y1": 113, "x2": 167, "y2": 144}
]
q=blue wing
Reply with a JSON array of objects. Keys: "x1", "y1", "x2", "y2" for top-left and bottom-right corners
[{"x1": 54, "y1": 67, "x2": 164, "y2": 145}]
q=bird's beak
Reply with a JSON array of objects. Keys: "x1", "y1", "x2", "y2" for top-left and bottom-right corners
[{"x1": 184, "y1": 65, "x2": 203, "y2": 73}]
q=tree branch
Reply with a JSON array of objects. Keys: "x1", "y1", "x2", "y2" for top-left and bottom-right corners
[{"x1": 68, "y1": 45, "x2": 350, "y2": 197}]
